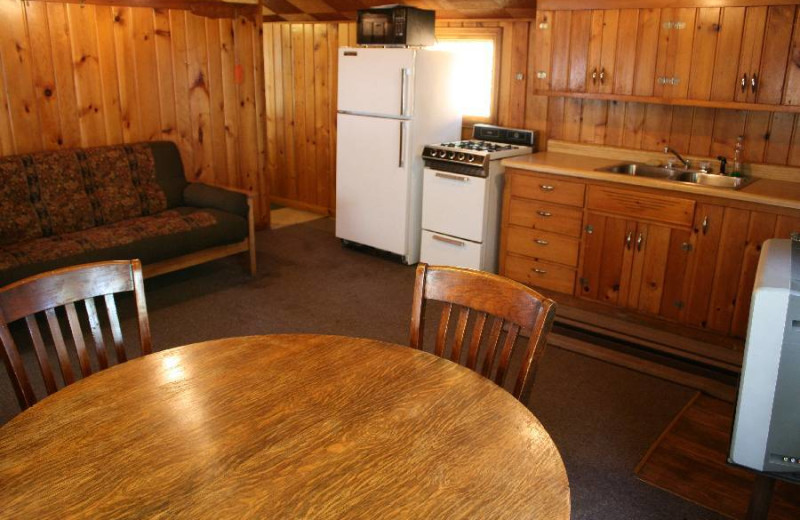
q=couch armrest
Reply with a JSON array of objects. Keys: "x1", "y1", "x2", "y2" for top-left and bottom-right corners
[{"x1": 183, "y1": 183, "x2": 251, "y2": 219}]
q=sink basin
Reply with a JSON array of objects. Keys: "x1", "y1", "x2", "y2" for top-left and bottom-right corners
[
  {"x1": 595, "y1": 163, "x2": 750, "y2": 190},
  {"x1": 672, "y1": 171, "x2": 750, "y2": 189},
  {"x1": 596, "y1": 163, "x2": 680, "y2": 179}
]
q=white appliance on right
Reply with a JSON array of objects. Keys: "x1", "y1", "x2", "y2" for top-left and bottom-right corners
[
  {"x1": 729, "y1": 237, "x2": 800, "y2": 476},
  {"x1": 420, "y1": 125, "x2": 535, "y2": 272}
]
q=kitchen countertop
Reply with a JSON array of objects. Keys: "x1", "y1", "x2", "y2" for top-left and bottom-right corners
[{"x1": 502, "y1": 152, "x2": 800, "y2": 211}]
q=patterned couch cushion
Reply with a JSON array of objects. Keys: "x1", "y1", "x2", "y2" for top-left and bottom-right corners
[
  {"x1": 0, "y1": 209, "x2": 217, "y2": 272},
  {"x1": 0, "y1": 143, "x2": 168, "y2": 247}
]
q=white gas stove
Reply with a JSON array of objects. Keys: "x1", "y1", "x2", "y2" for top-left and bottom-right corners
[{"x1": 420, "y1": 125, "x2": 537, "y2": 272}]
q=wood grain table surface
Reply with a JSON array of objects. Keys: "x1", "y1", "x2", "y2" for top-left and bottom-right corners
[{"x1": 0, "y1": 334, "x2": 570, "y2": 519}]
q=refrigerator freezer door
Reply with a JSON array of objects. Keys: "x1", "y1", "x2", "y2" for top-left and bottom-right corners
[
  {"x1": 338, "y1": 48, "x2": 415, "y2": 118},
  {"x1": 336, "y1": 113, "x2": 412, "y2": 256}
]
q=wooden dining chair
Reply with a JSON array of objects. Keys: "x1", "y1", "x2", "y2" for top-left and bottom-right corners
[
  {"x1": 0, "y1": 260, "x2": 152, "y2": 411},
  {"x1": 409, "y1": 263, "x2": 557, "y2": 403}
]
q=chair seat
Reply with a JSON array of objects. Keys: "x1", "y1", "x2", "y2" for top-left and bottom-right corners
[{"x1": 0, "y1": 208, "x2": 247, "y2": 286}]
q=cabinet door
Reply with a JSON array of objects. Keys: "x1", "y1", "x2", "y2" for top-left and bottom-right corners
[
  {"x1": 578, "y1": 213, "x2": 635, "y2": 305},
  {"x1": 587, "y1": 10, "x2": 619, "y2": 94},
  {"x1": 783, "y1": 8, "x2": 800, "y2": 105},
  {"x1": 567, "y1": 10, "x2": 592, "y2": 92},
  {"x1": 632, "y1": 8, "x2": 661, "y2": 96},
  {"x1": 710, "y1": 7, "x2": 746, "y2": 102},
  {"x1": 683, "y1": 204, "x2": 725, "y2": 328},
  {"x1": 653, "y1": 8, "x2": 696, "y2": 99},
  {"x1": 755, "y1": 5, "x2": 795, "y2": 105},
  {"x1": 626, "y1": 223, "x2": 691, "y2": 316},
  {"x1": 735, "y1": 7, "x2": 767, "y2": 103},
  {"x1": 532, "y1": 10, "x2": 554, "y2": 92}
]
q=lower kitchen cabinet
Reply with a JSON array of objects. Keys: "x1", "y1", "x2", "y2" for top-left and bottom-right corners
[
  {"x1": 500, "y1": 168, "x2": 800, "y2": 349},
  {"x1": 578, "y1": 212, "x2": 691, "y2": 316}
]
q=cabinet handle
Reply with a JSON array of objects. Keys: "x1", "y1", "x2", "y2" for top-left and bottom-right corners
[
  {"x1": 539, "y1": 184, "x2": 555, "y2": 191},
  {"x1": 701, "y1": 215, "x2": 709, "y2": 235},
  {"x1": 636, "y1": 232, "x2": 644, "y2": 251},
  {"x1": 532, "y1": 268, "x2": 548, "y2": 274},
  {"x1": 537, "y1": 210, "x2": 552, "y2": 217},
  {"x1": 751, "y1": 73, "x2": 758, "y2": 94},
  {"x1": 625, "y1": 231, "x2": 633, "y2": 250},
  {"x1": 599, "y1": 67, "x2": 606, "y2": 85},
  {"x1": 591, "y1": 67, "x2": 598, "y2": 85},
  {"x1": 741, "y1": 73, "x2": 748, "y2": 93},
  {"x1": 534, "y1": 238, "x2": 549, "y2": 246},
  {"x1": 432, "y1": 234, "x2": 465, "y2": 247}
]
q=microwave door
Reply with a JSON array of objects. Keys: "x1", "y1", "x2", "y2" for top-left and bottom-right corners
[{"x1": 337, "y1": 48, "x2": 415, "y2": 118}]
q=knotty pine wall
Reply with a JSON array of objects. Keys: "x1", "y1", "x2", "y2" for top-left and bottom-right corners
[
  {"x1": 265, "y1": 14, "x2": 800, "y2": 213},
  {"x1": 0, "y1": 0, "x2": 269, "y2": 226}
]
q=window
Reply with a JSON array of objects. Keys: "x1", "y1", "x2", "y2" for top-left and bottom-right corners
[{"x1": 433, "y1": 28, "x2": 501, "y2": 124}]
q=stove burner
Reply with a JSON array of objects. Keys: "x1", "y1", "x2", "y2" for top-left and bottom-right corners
[{"x1": 440, "y1": 140, "x2": 515, "y2": 152}]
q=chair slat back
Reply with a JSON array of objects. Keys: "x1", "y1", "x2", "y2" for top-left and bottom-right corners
[
  {"x1": 409, "y1": 264, "x2": 557, "y2": 403},
  {"x1": 0, "y1": 260, "x2": 152, "y2": 411}
]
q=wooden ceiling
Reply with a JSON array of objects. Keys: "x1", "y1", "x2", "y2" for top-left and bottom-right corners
[{"x1": 261, "y1": 0, "x2": 537, "y2": 22}]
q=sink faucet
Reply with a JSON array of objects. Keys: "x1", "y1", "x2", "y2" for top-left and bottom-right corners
[{"x1": 664, "y1": 146, "x2": 690, "y2": 169}]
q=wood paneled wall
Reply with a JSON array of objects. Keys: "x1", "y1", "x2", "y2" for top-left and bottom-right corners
[
  {"x1": 0, "y1": 0, "x2": 269, "y2": 226},
  {"x1": 262, "y1": 22, "x2": 352, "y2": 214},
  {"x1": 538, "y1": 98, "x2": 800, "y2": 166}
]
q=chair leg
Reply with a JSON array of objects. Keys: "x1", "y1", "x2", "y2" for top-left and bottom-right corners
[{"x1": 745, "y1": 473, "x2": 775, "y2": 520}]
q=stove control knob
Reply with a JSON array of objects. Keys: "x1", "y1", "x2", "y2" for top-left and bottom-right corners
[
  {"x1": 437, "y1": 150, "x2": 447, "y2": 158},
  {"x1": 467, "y1": 155, "x2": 475, "y2": 163},
  {"x1": 448, "y1": 152, "x2": 456, "y2": 159},
  {"x1": 457, "y1": 153, "x2": 465, "y2": 161}
]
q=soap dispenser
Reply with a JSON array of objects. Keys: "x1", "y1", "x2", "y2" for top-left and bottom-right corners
[{"x1": 731, "y1": 136, "x2": 744, "y2": 178}]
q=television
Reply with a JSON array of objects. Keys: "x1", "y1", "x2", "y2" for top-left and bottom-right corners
[{"x1": 729, "y1": 238, "x2": 800, "y2": 475}]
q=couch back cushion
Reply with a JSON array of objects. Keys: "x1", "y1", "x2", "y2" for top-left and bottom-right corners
[{"x1": 0, "y1": 142, "x2": 187, "y2": 247}]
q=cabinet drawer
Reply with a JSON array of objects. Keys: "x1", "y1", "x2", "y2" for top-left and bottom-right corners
[
  {"x1": 508, "y1": 198, "x2": 584, "y2": 238},
  {"x1": 511, "y1": 174, "x2": 586, "y2": 207},
  {"x1": 506, "y1": 227, "x2": 580, "y2": 267},
  {"x1": 504, "y1": 254, "x2": 576, "y2": 294},
  {"x1": 586, "y1": 185, "x2": 695, "y2": 227}
]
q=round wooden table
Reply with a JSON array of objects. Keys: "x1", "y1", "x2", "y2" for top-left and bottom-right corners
[{"x1": 0, "y1": 334, "x2": 570, "y2": 519}]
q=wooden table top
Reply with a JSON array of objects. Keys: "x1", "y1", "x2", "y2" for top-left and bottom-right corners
[{"x1": 0, "y1": 334, "x2": 570, "y2": 519}]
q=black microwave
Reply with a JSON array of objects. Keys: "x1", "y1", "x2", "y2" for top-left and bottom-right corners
[{"x1": 356, "y1": 6, "x2": 435, "y2": 47}]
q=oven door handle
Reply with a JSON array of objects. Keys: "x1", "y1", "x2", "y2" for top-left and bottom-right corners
[{"x1": 434, "y1": 171, "x2": 470, "y2": 182}]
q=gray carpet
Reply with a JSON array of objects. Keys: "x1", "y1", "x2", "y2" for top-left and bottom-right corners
[{"x1": 0, "y1": 218, "x2": 726, "y2": 519}]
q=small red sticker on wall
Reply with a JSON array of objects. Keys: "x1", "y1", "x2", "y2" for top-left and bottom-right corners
[{"x1": 234, "y1": 64, "x2": 244, "y2": 84}]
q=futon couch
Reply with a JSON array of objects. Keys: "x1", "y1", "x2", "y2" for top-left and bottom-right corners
[{"x1": 0, "y1": 141, "x2": 255, "y2": 287}]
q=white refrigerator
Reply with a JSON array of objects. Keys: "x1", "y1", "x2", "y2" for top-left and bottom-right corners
[{"x1": 335, "y1": 47, "x2": 461, "y2": 264}]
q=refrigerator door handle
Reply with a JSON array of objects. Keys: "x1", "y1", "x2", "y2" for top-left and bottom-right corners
[
  {"x1": 400, "y1": 68, "x2": 409, "y2": 116},
  {"x1": 399, "y1": 121, "x2": 406, "y2": 168}
]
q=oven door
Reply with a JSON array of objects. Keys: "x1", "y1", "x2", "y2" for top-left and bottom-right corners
[{"x1": 422, "y1": 167, "x2": 486, "y2": 242}]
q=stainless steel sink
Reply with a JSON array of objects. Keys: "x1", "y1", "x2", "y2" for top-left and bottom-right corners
[
  {"x1": 596, "y1": 163, "x2": 680, "y2": 179},
  {"x1": 595, "y1": 163, "x2": 750, "y2": 190}
]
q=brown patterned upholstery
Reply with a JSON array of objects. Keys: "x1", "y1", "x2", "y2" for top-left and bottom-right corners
[
  {"x1": 0, "y1": 143, "x2": 168, "y2": 247},
  {"x1": 0, "y1": 210, "x2": 217, "y2": 272}
]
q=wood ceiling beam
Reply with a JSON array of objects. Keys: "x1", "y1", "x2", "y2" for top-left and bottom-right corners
[
  {"x1": 24, "y1": 0, "x2": 260, "y2": 19},
  {"x1": 539, "y1": 0, "x2": 800, "y2": 10}
]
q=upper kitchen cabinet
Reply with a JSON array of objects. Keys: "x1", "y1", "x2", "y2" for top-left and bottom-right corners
[{"x1": 534, "y1": 3, "x2": 800, "y2": 111}]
